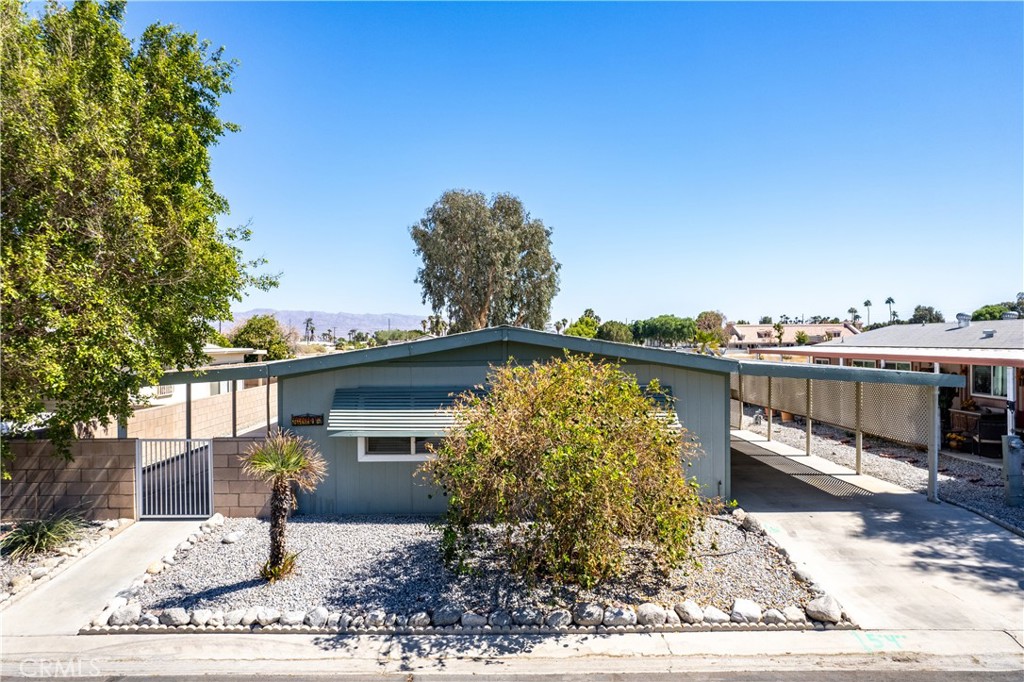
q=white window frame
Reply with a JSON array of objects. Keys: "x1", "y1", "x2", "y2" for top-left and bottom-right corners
[
  {"x1": 154, "y1": 384, "x2": 174, "y2": 398},
  {"x1": 851, "y1": 359, "x2": 876, "y2": 368},
  {"x1": 357, "y1": 436, "x2": 441, "y2": 462},
  {"x1": 813, "y1": 358, "x2": 831, "y2": 365},
  {"x1": 971, "y1": 365, "x2": 1009, "y2": 398},
  {"x1": 886, "y1": 361, "x2": 912, "y2": 371}
]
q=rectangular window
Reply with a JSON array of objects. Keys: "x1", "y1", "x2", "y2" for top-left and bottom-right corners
[
  {"x1": 972, "y1": 365, "x2": 1008, "y2": 398},
  {"x1": 886, "y1": 362, "x2": 912, "y2": 371},
  {"x1": 814, "y1": 358, "x2": 831, "y2": 365},
  {"x1": 155, "y1": 384, "x2": 174, "y2": 398},
  {"x1": 358, "y1": 436, "x2": 439, "y2": 462},
  {"x1": 851, "y1": 359, "x2": 876, "y2": 368}
]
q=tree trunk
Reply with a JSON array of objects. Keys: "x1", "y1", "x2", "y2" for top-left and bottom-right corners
[{"x1": 269, "y1": 477, "x2": 290, "y2": 569}]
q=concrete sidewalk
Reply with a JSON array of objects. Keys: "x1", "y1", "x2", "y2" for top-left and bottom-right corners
[{"x1": 1, "y1": 520, "x2": 197, "y2": 637}]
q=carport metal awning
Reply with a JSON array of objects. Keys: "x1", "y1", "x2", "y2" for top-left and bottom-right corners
[{"x1": 327, "y1": 387, "x2": 468, "y2": 437}]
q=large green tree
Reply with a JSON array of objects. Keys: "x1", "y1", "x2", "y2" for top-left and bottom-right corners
[
  {"x1": 565, "y1": 309, "x2": 601, "y2": 338},
  {"x1": 595, "y1": 320, "x2": 634, "y2": 344},
  {"x1": 1, "y1": 0, "x2": 275, "y2": 451},
  {"x1": 695, "y1": 310, "x2": 729, "y2": 347},
  {"x1": 410, "y1": 190, "x2": 560, "y2": 333},
  {"x1": 908, "y1": 305, "x2": 945, "y2": 324},
  {"x1": 229, "y1": 315, "x2": 292, "y2": 361}
]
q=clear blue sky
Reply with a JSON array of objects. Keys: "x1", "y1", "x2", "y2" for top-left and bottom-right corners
[{"x1": 114, "y1": 2, "x2": 1022, "y2": 326}]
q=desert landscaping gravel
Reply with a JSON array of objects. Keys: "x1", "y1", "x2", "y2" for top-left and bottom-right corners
[
  {"x1": 129, "y1": 513, "x2": 817, "y2": 617},
  {"x1": 746, "y1": 415, "x2": 1024, "y2": 533}
]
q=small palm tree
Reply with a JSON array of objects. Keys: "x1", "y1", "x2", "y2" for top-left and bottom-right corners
[
  {"x1": 241, "y1": 430, "x2": 327, "y2": 580},
  {"x1": 885, "y1": 296, "x2": 895, "y2": 322}
]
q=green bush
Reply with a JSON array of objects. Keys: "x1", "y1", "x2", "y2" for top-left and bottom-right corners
[
  {"x1": 1, "y1": 510, "x2": 86, "y2": 560},
  {"x1": 419, "y1": 354, "x2": 707, "y2": 588}
]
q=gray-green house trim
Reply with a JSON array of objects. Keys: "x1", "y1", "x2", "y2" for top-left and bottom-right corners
[{"x1": 160, "y1": 326, "x2": 964, "y2": 389}]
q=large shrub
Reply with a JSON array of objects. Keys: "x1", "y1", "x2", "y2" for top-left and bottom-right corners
[{"x1": 419, "y1": 354, "x2": 706, "y2": 588}]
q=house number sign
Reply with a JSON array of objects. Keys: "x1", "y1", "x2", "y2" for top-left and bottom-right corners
[{"x1": 290, "y1": 414, "x2": 324, "y2": 426}]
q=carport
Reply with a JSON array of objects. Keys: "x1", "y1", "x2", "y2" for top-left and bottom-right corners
[{"x1": 727, "y1": 360, "x2": 964, "y2": 502}]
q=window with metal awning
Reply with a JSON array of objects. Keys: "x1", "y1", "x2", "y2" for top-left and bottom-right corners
[{"x1": 328, "y1": 387, "x2": 471, "y2": 461}]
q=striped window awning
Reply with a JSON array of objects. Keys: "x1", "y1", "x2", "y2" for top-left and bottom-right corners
[{"x1": 327, "y1": 387, "x2": 469, "y2": 438}]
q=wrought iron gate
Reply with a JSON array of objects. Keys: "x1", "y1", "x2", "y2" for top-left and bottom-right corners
[{"x1": 136, "y1": 439, "x2": 213, "y2": 518}]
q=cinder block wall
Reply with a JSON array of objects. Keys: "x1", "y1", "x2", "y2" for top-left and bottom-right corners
[
  {"x1": 91, "y1": 382, "x2": 277, "y2": 440},
  {"x1": 4, "y1": 436, "x2": 282, "y2": 521},
  {"x1": 212, "y1": 438, "x2": 272, "y2": 518},
  {"x1": 2, "y1": 440, "x2": 136, "y2": 520}
]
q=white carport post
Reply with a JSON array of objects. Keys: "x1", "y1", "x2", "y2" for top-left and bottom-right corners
[
  {"x1": 1007, "y1": 367, "x2": 1017, "y2": 436},
  {"x1": 805, "y1": 378, "x2": 812, "y2": 455},
  {"x1": 928, "y1": 364, "x2": 941, "y2": 503},
  {"x1": 854, "y1": 382, "x2": 863, "y2": 474},
  {"x1": 767, "y1": 377, "x2": 773, "y2": 441}
]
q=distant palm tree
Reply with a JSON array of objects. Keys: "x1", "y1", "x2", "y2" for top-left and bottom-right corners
[
  {"x1": 241, "y1": 430, "x2": 327, "y2": 580},
  {"x1": 554, "y1": 318, "x2": 568, "y2": 334},
  {"x1": 885, "y1": 297, "x2": 895, "y2": 322},
  {"x1": 863, "y1": 300, "x2": 872, "y2": 326},
  {"x1": 303, "y1": 317, "x2": 315, "y2": 343},
  {"x1": 847, "y1": 307, "x2": 858, "y2": 323}
]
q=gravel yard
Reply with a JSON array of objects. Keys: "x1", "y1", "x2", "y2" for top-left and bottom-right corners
[
  {"x1": 745, "y1": 415, "x2": 1024, "y2": 533},
  {"x1": 130, "y1": 513, "x2": 817, "y2": 617}
]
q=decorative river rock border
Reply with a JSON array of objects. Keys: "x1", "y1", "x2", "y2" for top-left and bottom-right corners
[{"x1": 82, "y1": 511, "x2": 857, "y2": 635}]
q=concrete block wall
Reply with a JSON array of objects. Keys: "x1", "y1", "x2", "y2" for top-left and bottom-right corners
[
  {"x1": 92, "y1": 382, "x2": 277, "y2": 439},
  {"x1": 2, "y1": 440, "x2": 136, "y2": 520},
  {"x1": 4, "y1": 434, "x2": 285, "y2": 522},
  {"x1": 212, "y1": 438, "x2": 272, "y2": 518}
]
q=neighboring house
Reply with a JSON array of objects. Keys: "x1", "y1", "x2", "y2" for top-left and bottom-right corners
[
  {"x1": 159, "y1": 326, "x2": 959, "y2": 515},
  {"x1": 725, "y1": 323, "x2": 860, "y2": 350},
  {"x1": 139, "y1": 344, "x2": 267, "y2": 405},
  {"x1": 753, "y1": 318, "x2": 1024, "y2": 436}
]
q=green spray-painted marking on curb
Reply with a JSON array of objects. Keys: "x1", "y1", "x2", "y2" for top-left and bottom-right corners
[{"x1": 853, "y1": 631, "x2": 906, "y2": 652}]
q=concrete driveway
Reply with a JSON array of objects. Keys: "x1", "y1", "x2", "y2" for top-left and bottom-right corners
[{"x1": 731, "y1": 433, "x2": 1024, "y2": 638}]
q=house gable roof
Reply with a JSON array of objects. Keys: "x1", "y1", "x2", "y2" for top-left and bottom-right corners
[{"x1": 160, "y1": 325, "x2": 963, "y2": 388}]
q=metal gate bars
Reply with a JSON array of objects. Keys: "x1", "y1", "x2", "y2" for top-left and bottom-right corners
[{"x1": 136, "y1": 439, "x2": 213, "y2": 519}]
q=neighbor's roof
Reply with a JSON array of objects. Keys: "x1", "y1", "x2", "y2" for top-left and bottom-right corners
[
  {"x1": 818, "y1": 320, "x2": 1022, "y2": 350},
  {"x1": 753, "y1": 320, "x2": 1024, "y2": 367},
  {"x1": 753, "y1": 345, "x2": 1024, "y2": 368},
  {"x1": 726, "y1": 323, "x2": 858, "y2": 345},
  {"x1": 159, "y1": 326, "x2": 963, "y2": 388}
]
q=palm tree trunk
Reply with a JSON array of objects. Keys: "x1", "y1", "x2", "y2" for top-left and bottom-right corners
[{"x1": 269, "y1": 477, "x2": 291, "y2": 569}]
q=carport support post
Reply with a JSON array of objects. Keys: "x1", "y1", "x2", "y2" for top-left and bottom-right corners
[
  {"x1": 805, "y1": 378, "x2": 812, "y2": 455},
  {"x1": 737, "y1": 374, "x2": 744, "y2": 429},
  {"x1": 767, "y1": 377, "x2": 773, "y2": 441},
  {"x1": 185, "y1": 382, "x2": 192, "y2": 440},
  {"x1": 231, "y1": 379, "x2": 238, "y2": 438},
  {"x1": 928, "y1": 384, "x2": 940, "y2": 503},
  {"x1": 855, "y1": 381, "x2": 863, "y2": 474}
]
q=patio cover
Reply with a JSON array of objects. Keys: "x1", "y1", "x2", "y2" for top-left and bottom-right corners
[
  {"x1": 752, "y1": 346, "x2": 1024, "y2": 368},
  {"x1": 327, "y1": 387, "x2": 468, "y2": 437}
]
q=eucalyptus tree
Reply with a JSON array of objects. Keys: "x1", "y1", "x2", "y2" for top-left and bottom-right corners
[
  {"x1": 1, "y1": 0, "x2": 276, "y2": 455},
  {"x1": 410, "y1": 190, "x2": 560, "y2": 333}
]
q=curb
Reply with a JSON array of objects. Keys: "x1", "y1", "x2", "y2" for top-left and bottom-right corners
[{"x1": 79, "y1": 619, "x2": 858, "y2": 636}]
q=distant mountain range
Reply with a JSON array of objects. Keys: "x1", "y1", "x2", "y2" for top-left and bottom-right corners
[{"x1": 228, "y1": 309, "x2": 428, "y2": 337}]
